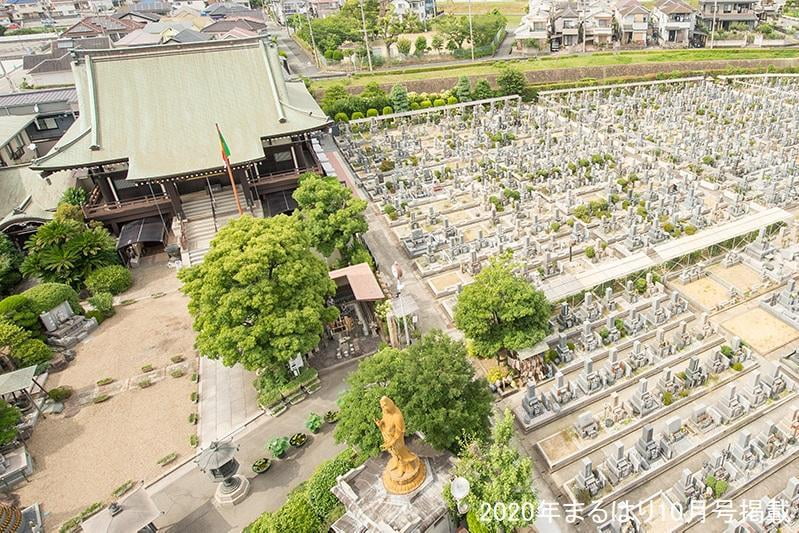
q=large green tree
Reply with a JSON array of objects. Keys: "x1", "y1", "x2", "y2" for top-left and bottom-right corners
[
  {"x1": 292, "y1": 172, "x2": 367, "y2": 258},
  {"x1": 21, "y1": 218, "x2": 117, "y2": 288},
  {"x1": 453, "y1": 255, "x2": 551, "y2": 358},
  {"x1": 445, "y1": 410, "x2": 538, "y2": 533},
  {"x1": 335, "y1": 331, "x2": 493, "y2": 455},
  {"x1": 179, "y1": 215, "x2": 338, "y2": 375}
]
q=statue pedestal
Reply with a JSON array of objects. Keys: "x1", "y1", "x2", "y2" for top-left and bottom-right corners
[
  {"x1": 330, "y1": 453, "x2": 454, "y2": 532},
  {"x1": 383, "y1": 456, "x2": 427, "y2": 495},
  {"x1": 214, "y1": 475, "x2": 250, "y2": 506}
]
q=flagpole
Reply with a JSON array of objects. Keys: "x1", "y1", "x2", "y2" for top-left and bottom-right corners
[{"x1": 216, "y1": 123, "x2": 244, "y2": 216}]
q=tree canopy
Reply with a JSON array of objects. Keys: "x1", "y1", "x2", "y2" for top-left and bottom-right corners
[
  {"x1": 20, "y1": 218, "x2": 118, "y2": 288},
  {"x1": 453, "y1": 255, "x2": 551, "y2": 358},
  {"x1": 335, "y1": 331, "x2": 493, "y2": 456},
  {"x1": 179, "y1": 215, "x2": 338, "y2": 375},
  {"x1": 292, "y1": 172, "x2": 368, "y2": 257},
  {"x1": 446, "y1": 410, "x2": 538, "y2": 532},
  {"x1": 496, "y1": 66, "x2": 527, "y2": 96}
]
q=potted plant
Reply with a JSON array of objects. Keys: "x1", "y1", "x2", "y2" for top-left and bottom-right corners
[
  {"x1": 324, "y1": 410, "x2": 340, "y2": 424},
  {"x1": 267, "y1": 437, "x2": 290, "y2": 458},
  {"x1": 290, "y1": 432, "x2": 308, "y2": 448},
  {"x1": 252, "y1": 458, "x2": 272, "y2": 474},
  {"x1": 305, "y1": 413, "x2": 323, "y2": 434}
]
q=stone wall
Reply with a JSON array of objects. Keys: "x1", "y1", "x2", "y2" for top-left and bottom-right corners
[{"x1": 328, "y1": 57, "x2": 799, "y2": 96}]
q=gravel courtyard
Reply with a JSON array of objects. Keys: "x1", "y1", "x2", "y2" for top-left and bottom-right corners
[{"x1": 16, "y1": 259, "x2": 198, "y2": 529}]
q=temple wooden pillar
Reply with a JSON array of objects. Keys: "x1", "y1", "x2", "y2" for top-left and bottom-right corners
[
  {"x1": 91, "y1": 167, "x2": 115, "y2": 204},
  {"x1": 163, "y1": 181, "x2": 184, "y2": 219},
  {"x1": 236, "y1": 167, "x2": 255, "y2": 209}
]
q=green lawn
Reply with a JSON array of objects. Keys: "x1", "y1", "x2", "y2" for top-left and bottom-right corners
[{"x1": 311, "y1": 48, "x2": 799, "y2": 92}]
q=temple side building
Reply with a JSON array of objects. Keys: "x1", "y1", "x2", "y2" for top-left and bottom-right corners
[{"x1": 30, "y1": 37, "x2": 331, "y2": 257}]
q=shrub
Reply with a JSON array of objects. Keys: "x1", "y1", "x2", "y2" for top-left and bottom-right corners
[
  {"x1": 351, "y1": 111, "x2": 364, "y2": 120},
  {"x1": 305, "y1": 451, "x2": 358, "y2": 519},
  {"x1": 433, "y1": 98, "x2": 446, "y2": 106},
  {"x1": 85, "y1": 265, "x2": 132, "y2": 295},
  {"x1": 366, "y1": 108, "x2": 378, "y2": 117},
  {"x1": 267, "y1": 436, "x2": 290, "y2": 458},
  {"x1": 48, "y1": 386, "x2": 73, "y2": 402},
  {"x1": 93, "y1": 394, "x2": 110, "y2": 403},
  {"x1": 157, "y1": 452, "x2": 177, "y2": 466},
  {"x1": 446, "y1": 96, "x2": 458, "y2": 105},
  {"x1": 14, "y1": 338, "x2": 52, "y2": 368},
  {"x1": 306, "y1": 412, "x2": 323, "y2": 433},
  {"x1": 138, "y1": 379, "x2": 152, "y2": 388},
  {"x1": 731, "y1": 361, "x2": 743, "y2": 371},
  {"x1": 684, "y1": 225, "x2": 697, "y2": 236},
  {"x1": 0, "y1": 295, "x2": 39, "y2": 332},
  {"x1": 324, "y1": 410, "x2": 340, "y2": 424},
  {"x1": 171, "y1": 369, "x2": 185, "y2": 378},
  {"x1": 382, "y1": 106, "x2": 393, "y2": 115},
  {"x1": 383, "y1": 204, "x2": 398, "y2": 220},
  {"x1": 420, "y1": 100, "x2": 432, "y2": 108},
  {"x1": 97, "y1": 377, "x2": 114, "y2": 386},
  {"x1": 720, "y1": 345, "x2": 734, "y2": 358},
  {"x1": 60, "y1": 187, "x2": 88, "y2": 206},
  {"x1": 585, "y1": 246, "x2": 596, "y2": 259},
  {"x1": 634, "y1": 278, "x2": 648, "y2": 294},
  {"x1": 85, "y1": 310, "x2": 105, "y2": 324},
  {"x1": 54, "y1": 203, "x2": 84, "y2": 223},
  {"x1": 142, "y1": 364, "x2": 154, "y2": 373},
  {"x1": 662, "y1": 391, "x2": 673, "y2": 406},
  {"x1": 190, "y1": 434, "x2": 198, "y2": 447},
  {"x1": 333, "y1": 112, "x2": 349, "y2": 122},
  {"x1": 268, "y1": 489, "x2": 321, "y2": 533},
  {"x1": 88, "y1": 292, "x2": 114, "y2": 318},
  {"x1": 0, "y1": 235, "x2": 22, "y2": 296},
  {"x1": 379, "y1": 159, "x2": 395, "y2": 172},
  {"x1": 0, "y1": 400, "x2": 21, "y2": 446},
  {"x1": 290, "y1": 432, "x2": 308, "y2": 447},
  {"x1": 23, "y1": 283, "x2": 83, "y2": 315},
  {"x1": 171, "y1": 355, "x2": 185, "y2": 364}
]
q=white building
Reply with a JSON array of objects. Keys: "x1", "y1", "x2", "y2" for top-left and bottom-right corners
[
  {"x1": 515, "y1": 0, "x2": 552, "y2": 48},
  {"x1": 651, "y1": 0, "x2": 694, "y2": 46},
  {"x1": 391, "y1": 0, "x2": 436, "y2": 21},
  {"x1": 615, "y1": 0, "x2": 650, "y2": 45}
]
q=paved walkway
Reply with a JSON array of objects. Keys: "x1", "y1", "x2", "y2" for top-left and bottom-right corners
[
  {"x1": 148, "y1": 362, "x2": 353, "y2": 532},
  {"x1": 197, "y1": 357, "x2": 260, "y2": 448}
]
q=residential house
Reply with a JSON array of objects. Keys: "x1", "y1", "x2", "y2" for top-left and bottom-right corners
[
  {"x1": 583, "y1": 3, "x2": 614, "y2": 45},
  {"x1": 201, "y1": 2, "x2": 257, "y2": 19},
  {"x1": 128, "y1": 0, "x2": 172, "y2": 15},
  {"x1": 161, "y1": 7, "x2": 213, "y2": 28},
  {"x1": 30, "y1": 38, "x2": 331, "y2": 264},
  {"x1": 308, "y1": 0, "x2": 342, "y2": 17},
  {"x1": 0, "y1": 92, "x2": 78, "y2": 246},
  {"x1": 113, "y1": 21, "x2": 193, "y2": 46},
  {"x1": 200, "y1": 16, "x2": 267, "y2": 36},
  {"x1": 276, "y1": 0, "x2": 305, "y2": 23},
  {"x1": 391, "y1": 0, "x2": 437, "y2": 21},
  {"x1": 615, "y1": 0, "x2": 650, "y2": 44},
  {"x1": 5, "y1": 0, "x2": 48, "y2": 22},
  {"x1": 697, "y1": 0, "x2": 758, "y2": 30},
  {"x1": 22, "y1": 36, "x2": 111, "y2": 86},
  {"x1": 115, "y1": 10, "x2": 162, "y2": 23},
  {"x1": 514, "y1": 0, "x2": 551, "y2": 50},
  {"x1": 170, "y1": 0, "x2": 208, "y2": 11},
  {"x1": 163, "y1": 27, "x2": 212, "y2": 43},
  {"x1": 59, "y1": 16, "x2": 144, "y2": 41},
  {"x1": 552, "y1": 3, "x2": 581, "y2": 49},
  {"x1": 651, "y1": 0, "x2": 694, "y2": 46}
]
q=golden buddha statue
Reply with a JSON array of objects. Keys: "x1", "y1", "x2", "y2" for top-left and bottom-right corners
[{"x1": 375, "y1": 396, "x2": 426, "y2": 494}]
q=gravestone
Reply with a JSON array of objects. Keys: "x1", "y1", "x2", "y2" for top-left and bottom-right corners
[{"x1": 39, "y1": 301, "x2": 99, "y2": 349}]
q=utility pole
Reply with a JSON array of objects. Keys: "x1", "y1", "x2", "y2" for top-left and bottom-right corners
[
  {"x1": 709, "y1": 0, "x2": 718, "y2": 49},
  {"x1": 468, "y1": 0, "x2": 475, "y2": 61},
  {"x1": 304, "y1": 0, "x2": 320, "y2": 67},
  {"x1": 360, "y1": 0, "x2": 373, "y2": 71}
]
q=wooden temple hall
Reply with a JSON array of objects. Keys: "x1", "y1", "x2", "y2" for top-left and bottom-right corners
[{"x1": 30, "y1": 37, "x2": 332, "y2": 248}]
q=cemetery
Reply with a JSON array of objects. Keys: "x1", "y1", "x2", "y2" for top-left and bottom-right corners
[{"x1": 337, "y1": 74, "x2": 799, "y2": 532}]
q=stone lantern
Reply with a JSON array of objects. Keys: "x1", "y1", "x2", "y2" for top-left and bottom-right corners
[{"x1": 194, "y1": 440, "x2": 249, "y2": 506}]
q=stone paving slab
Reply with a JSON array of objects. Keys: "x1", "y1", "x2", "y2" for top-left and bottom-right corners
[{"x1": 197, "y1": 357, "x2": 260, "y2": 447}]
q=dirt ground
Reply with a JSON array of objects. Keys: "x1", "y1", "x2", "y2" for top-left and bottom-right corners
[
  {"x1": 538, "y1": 430, "x2": 579, "y2": 462},
  {"x1": 723, "y1": 307, "x2": 799, "y2": 355},
  {"x1": 17, "y1": 260, "x2": 197, "y2": 528},
  {"x1": 709, "y1": 263, "x2": 762, "y2": 292},
  {"x1": 674, "y1": 277, "x2": 730, "y2": 310}
]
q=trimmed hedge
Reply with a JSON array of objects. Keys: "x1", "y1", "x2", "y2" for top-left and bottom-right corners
[
  {"x1": 305, "y1": 451, "x2": 359, "y2": 519},
  {"x1": 85, "y1": 265, "x2": 132, "y2": 296},
  {"x1": 0, "y1": 295, "x2": 39, "y2": 332},
  {"x1": 23, "y1": 283, "x2": 84, "y2": 316}
]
